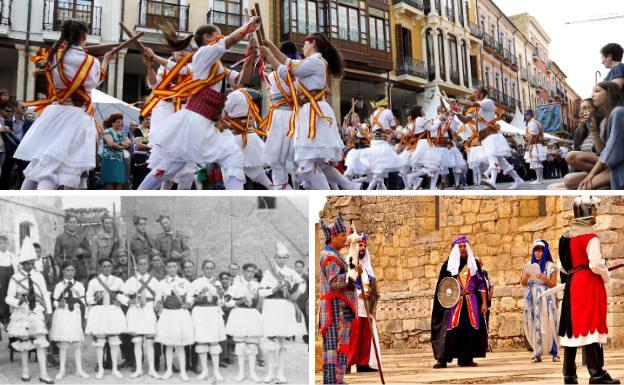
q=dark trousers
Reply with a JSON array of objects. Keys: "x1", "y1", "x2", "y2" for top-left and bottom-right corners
[
  {"x1": 184, "y1": 344, "x2": 198, "y2": 371},
  {"x1": 563, "y1": 344, "x2": 605, "y2": 380}
]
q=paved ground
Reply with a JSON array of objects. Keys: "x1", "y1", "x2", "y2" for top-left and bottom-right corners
[
  {"x1": 0, "y1": 334, "x2": 309, "y2": 384},
  {"x1": 315, "y1": 349, "x2": 624, "y2": 384},
  {"x1": 457, "y1": 178, "x2": 564, "y2": 191}
]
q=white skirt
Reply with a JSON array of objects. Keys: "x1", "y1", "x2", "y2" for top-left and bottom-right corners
[
  {"x1": 14, "y1": 104, "x2": 97, "y2": 187},
  {"x1": 294, "y1": 101, "x2": 344, "y2": 163},
  {"x1": 344, "y1": 148, "x2": 369, "y2": 176},
  {"x1": 448, "y1": 147, "x2": 467, "y2": 172},
  {"x1": 156, "y1": 308, "x2": 194, "y2": 346},
  {"x1": 524, "y1": 143, "x2": 547, "y2": 169},
  {"x1": 225, "y1": 307, "x2": 263, "y2": 338},
  {"x1": 467, "y1": 146, "x2": 488, "y2": 169},
  {"x1": 148, "y1": 109, "x2": 244, "y2": 180},
  {"x1": 359, "y1": 140, "x2": 404, "y2": 176},
  {"x1": 262, "y1": 108, "x2": 295, "y2": 170},
  {"x1": 262, "y1": 299, "x2": 305, "y2": 337},
  {"x1": 85, "y1": 305, "x2": 127, "y2": 336},
  {"x1": 126, "y1": 303, "x2": 157, "y2": 336},
  {"x1": 482, "y1": 132, "x2": 512, "y2": 158},
  {"x1": 234, "y1": 132, "x2": 266, "y2": 168},
  {"x1": 411, "y1": 139, "x2": 441, "y2": 172},
  {"x1": 149, "y1": 100, "x2": 176, "y2": 141},
  {"x1": 398, "y1": 148, "x2": 414, "y2": 170},
  {"x1": 192, "y1": 306, "x2": 226, "y2": 344},
  {"x1": 7, "y1": 305, "x2": 48, "y2": 339},
  {"x1": 50, "y1": 307, "x2": 84, "y2": 343}
]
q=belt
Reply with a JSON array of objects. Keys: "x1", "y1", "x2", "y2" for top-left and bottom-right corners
[
  {"x1": 435, "y1": 138, "x2": 450, "y2": 148},
  {"x1": 567, "y1": 264, "x2": 590, "y2": 275},
  {"x1": 266, "y1": 293, "x2": 289, "y2": 300},
  {"x1": 478, "y1": 127, "x2": 499, "y2": 141}
]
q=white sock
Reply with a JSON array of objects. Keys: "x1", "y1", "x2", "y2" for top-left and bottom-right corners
[{"x1": 37, "y1": 178, "x2": 59, "y2": 190}]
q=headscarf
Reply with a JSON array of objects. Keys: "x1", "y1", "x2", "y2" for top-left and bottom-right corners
[
  {"x1": 356, "y1": 232, "x2": 374, "y2": 278},
  {"x1": 530, "y1": 239, "x2": 553, "y2": 274},
  {"x1": 446, "y1": 235, "x2": 478, "y2": 276}
]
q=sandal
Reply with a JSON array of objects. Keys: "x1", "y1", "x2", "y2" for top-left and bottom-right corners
[
  {"x1": 532, "y1": 356, "x2": 542, "y2": 363},
  {"x1": 553, "y1": 356, "x2": 561, "y2": 362}
]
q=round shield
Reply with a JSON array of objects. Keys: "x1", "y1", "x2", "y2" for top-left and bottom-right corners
[{"x1": 437, "y1": 277, "x2": 461, "y2": 309}]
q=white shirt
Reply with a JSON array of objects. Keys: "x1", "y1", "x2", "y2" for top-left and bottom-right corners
[
  {"x1": 369, "y1": 108, "x2": 395, "y2": 131},
  {"x1": 414, "y1": 117, "x2": 432, "y2": 135},
  {"x1": 191, "y1": 39, "x2": 240, "y2": 91},
  {"x1": 267, "y1": 70, "x2": 293, "y2": 101},
  {"x1": 258, "y1": 265, "x2": 306, "y2": 298},
  {"x1": 475, "y1": 98, "x2": 497, "y2": 132},
  {"x1": 189, "y1": 276, "x2": 223, "y2": 305},
  {"x1": 225, "y1": 278, "x2": 259, "y2": 307},
  {"x1": 0, "y1": 250, "x2": 18, "y2": 270},
  {"x1": 587, "y1": 237, "x2": 610, "y2": 284},
  {"x1": 52, "y1": 279, "x2": 85, "y2": 309},
  {"x1": 123, "y1": 273, "x2": 158, "y2": 300},
  {"x1": 5, "y1": 269, "x2": 52, "y2": 314},
  {"x1": 156, "y1": 275, "x2": 191, "y2": 302},
  {"x1": 526, "y1": 119, "x2": 541, "y2": 136},
  {"x1": 86, "y1": 273, "x2": 127, "y2": 306},
  {"x1": 279, "y1": 52, "x2": 327, "y2": 92},
  {"x1": 51, "y1": 46, "x2": 103, "y2": 93},
  {"x1": 150, "y1": 58, "x2": 191, "y2": 89}
]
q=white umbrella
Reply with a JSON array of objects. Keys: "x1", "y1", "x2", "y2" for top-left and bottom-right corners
[{"x1": 91, "y1": 89, "x2": 141, "y2": 127}]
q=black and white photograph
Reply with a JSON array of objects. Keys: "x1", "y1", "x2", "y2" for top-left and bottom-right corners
[{"x1": 0, "y1": 195, "x2": 309, "y2": 384}]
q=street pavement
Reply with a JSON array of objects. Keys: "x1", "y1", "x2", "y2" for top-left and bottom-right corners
[
  {"x1": 314, "y1": 349, "x2": 624, "y2": 384},
  {"x1": 453, "y1": 178, "x2": 564, "y2": 191},
  {"x1": 0, "y1": 334, "x2": 309, "y2": 384}
]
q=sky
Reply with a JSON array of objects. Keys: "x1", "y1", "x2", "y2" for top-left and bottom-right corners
[{"x1": 493, "y1": 0, "x2": 622, "y2": 98}]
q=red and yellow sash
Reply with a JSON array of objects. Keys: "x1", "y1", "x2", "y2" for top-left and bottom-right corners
[
  {"x1": 370, "y1": 108, "x2": 385, "y2": 131},
  {"x1": 223, "y1": 89, "x2": 267, "y2": 148},
  {"x1": 259, "y1": 71, "x2": 297, "y2": 137},
  {"x1": 26, "y1": 46, "x2": 103, "y2": 134}
]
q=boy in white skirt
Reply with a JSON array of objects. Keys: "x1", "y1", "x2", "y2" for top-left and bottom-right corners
[
  {"x1": 524, "y1": 110, "x2": 546, "y2": 184},
  {"x1": 225, "y1": 263, "x2": 263, "y2": 382},
  {"x1": 259, "y1": 242, "x2": 306, "y2": 383},
  {"x1": 122, "y1": 254, "x2": 160, "y2": 379},
  {"x1": 85, "y1": 258, "x2": 129, "y2": 380},
  {"x1": 154, "y1": 257, "x2": 194, "y2": 381},
  {"x1": 50, "y1": 260, "x2": 89, "y2": 380},
  {"x1": 4, "y1": 236, "x2": 54, "y2": 383},
  {"x1": 189, "y1": 259, "x2": 227, "y2": 381}
]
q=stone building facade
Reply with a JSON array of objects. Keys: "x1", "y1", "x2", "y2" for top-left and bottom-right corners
[{"x1": 317, "y1": 196, "x2": 624, "y2": 352}]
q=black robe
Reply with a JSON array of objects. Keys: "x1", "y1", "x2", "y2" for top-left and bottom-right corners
[{"x1": 431, "y1": 259, "x2": 489, "y2": 363}]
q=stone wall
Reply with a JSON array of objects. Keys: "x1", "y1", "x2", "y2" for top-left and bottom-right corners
[{"x1": 317, "y1": 196, "x2": 624, "y2": 351}]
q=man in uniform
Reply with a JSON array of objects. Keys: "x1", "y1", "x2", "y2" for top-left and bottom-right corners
[
  {"x1": 294, "y1": 259, "x2": 309, "y2": 345},
  {"x1": 319, "y1": 214, "x2": 358, "y2": 384},
  {"x1": 153, "y1": 215, "x2": 190, "y2": 266},
  {"x1": 90, "y1": 213, "x2": 118, "y2": 276},
  {"x1": 54, "y1": 214, "x2": 91, "y2": 285},
  {"x1": 129, "y1": 216, "x2": 154, "y2": 260}
]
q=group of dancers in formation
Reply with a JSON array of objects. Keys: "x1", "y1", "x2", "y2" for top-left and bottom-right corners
[
  {"x1": 11, "y1": 16, "x2": 546, "y2": 190},
  {"x1": 4, "y1": 238, "x2": 305, "y2": 384}
]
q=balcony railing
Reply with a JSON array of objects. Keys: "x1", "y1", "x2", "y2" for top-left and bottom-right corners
[
  {"x1": 392, "y1": 0, "x2": 424, "y2": 11},
  {"x1": 532, "y1": 46, "x2": 547, "y2": 63},
  {"x1": 468, "y1": 22, "x2": 482, "y2": 39},
  {"x1": 0, "y1": 0, "x2": 11, "y2": 26},
  {"x1": 43, "y1": 0, "x2": 102, "y2": 35},
  {"x1": 396, "y1": 57, "x2": 428, "y2": 79},
  {"x1": 445, "y1": 8, "x2": 455, "y2": 23},
  {"x1": 530, "y1": 77, "x2": 540, "y2": 88},
  {"x1": 139, "y1": 0, "x2": 189, "y2": 31},
  {"x1": 503, "y1": 48, "x2": 517, "y2": 67},
  {"x1": 458, "y1": 12, "x2": 464, "y2": 25},
  {"x1": 471, "y1": 78, "x2": 481, "y2": 88},
  {"x1": 449, "y1": 69, "x2": 461, "y2": 85},
  {"x1": 483, "y1": 34, "x2": 503, "y2": 55},
  {"x1": 207, "y1": 10, "x2": 242, "y2": 35},
  {"x1": 371, "y1": 37, "x2": 386, "y2": 51},
  {"x1": 520, "y1": 68, "x2": 528, "y2": 81},
  {"x1": 338, "y1": 27, "x2": 360, "y2": 43}
]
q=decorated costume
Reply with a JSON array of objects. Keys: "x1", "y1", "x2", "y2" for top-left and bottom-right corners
[{"x1": 524, "y1": 112, "x2": 546, "y2": 184}]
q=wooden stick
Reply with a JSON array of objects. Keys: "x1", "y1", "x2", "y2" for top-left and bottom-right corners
[
  {"x1": 84, "y1": 42, "x2": 124, "y2": 53},
  {"x1": 253, "y1": 3, "x2": 266, "y2": 45},
  {"x1": 107, "y1": 32, "x2": 145, "y2": 56},
  {"x1": 119, "y1": 22, "x2": 148, "y2": 53}
]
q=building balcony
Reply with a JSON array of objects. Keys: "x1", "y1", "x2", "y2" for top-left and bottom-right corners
[
  {"x1": 471, "y1": 77, "x2": 482, "y2": 88},
  {"x1": 423, "y1": 0, "x2": 441, "y2": 15},
  {"x1": 502, "y1": 49, "x2": 518, "y2": 69},
  {"x1": 503, "y1": 93, "x2": 519, "y2": 108},
  {"x1": 483, "y1": 34, "x2": 503, "y2": 57},
  {"x1": 532, "y1": 47, "x2": 547, "y2": 63},
  {"x1": 445, "y1": 8, "x2": 455, "y2": 23},
  {"x1": 450, "y1": 69, "x2": 460, "y2": 86},
  {"x1": 0, "y1": 0, "x2": 12, "y2": 36},
  {"x1": 43, "y1": 0, "x2": 102, "y2": 36},
  {"x1": 396, "y1": 57, "x2": 428, "y2": 80},
  {"x1": 468, "y1": 22, "x2": 483, "y2": 39},
  {"x1": 520, "y1": 68, "x2": 528, "y2": 81},
  {"x1": 392, "y1": 0, "x2": 425, "y2": 16},
  {"x1": 207, "y1": 10, "x2": 243, "y2": 36},
  {"x1": 138, "y1": 0, "x2": 189, "y2": 32}
]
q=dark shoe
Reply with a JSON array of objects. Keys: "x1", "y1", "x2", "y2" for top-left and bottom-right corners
[
  {"x1": 21, "y1": 377, "x2": 30, "y2": 382},
  {"x1": 459, "y1": 361, "x2": 478, "y2": 367},
  {"x1": 219, "y1": 362, "x2": 228, "y2": 368},
  {"x1": 257, "y1": 359, "x2": 265, "y2": 367},
  {"x1": 433, "y1": 361, "x2": 447, "y2": 369},
  {"x1": 346, "y1": 366, "x2": 351, "y2": 374},
  {"x1": 46, "y1": 355, "x2": 58, "y2": 367},
  {"x1": 564, "y1": 376, "x2": 578, "y2": 384},
  {"x1": 172, "y1": 365, "x2": 180, "y2": 373},
  {"x1": 118, "y1": 360, "x2": 134, "y2": 369},
  {"x1": 39, "y1": 377, "x2": 54, "y2": 384},
  {"x1": 589, "y1": 372, "x2": 620, "y2": 384},
  {"x1": 356, "y1": 365, "x2": 378, "y2": 372}
]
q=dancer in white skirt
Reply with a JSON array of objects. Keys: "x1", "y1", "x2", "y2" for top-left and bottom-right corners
[
  {"x1": 261, "y1": 33, "x2": 351, "y2": 190},
  {"x1": 432, "y1": 106, "x2": 468, "y2": 189},
  {"x1": 137, "y1": 18, "x2": 262, "y2": 190},
  {"x1": 122, "y1": 255, "x2": 160, "y2": 379},
  {"x1": 409, "y1": 106, "x2": 441, "y2": 190},
  {"x1": 259, "y1": 242, "x2": 306, "y2": 383},
  {"x1": 456, "y1": 87, "x2": 524, "y2": 190},
  {"x1": 5, "y1": 237, "x2": 54, "y2": 383},
  {"x1": 524, "y1": 110, "x2": 546, "y2": 184},
  {"x1": 260, "y1": 40, "x2": 301, "y2": 189},
  {"x1": 155, "y1": 258, "x2": 195, "y2": 381},
  {"x1": 222, "y1": 88, "x2": 273, "y2": 189},
  {"x1": 343, "y1": 118, "x2": 371, "y2": 181},
  {"x1": 359, "y1": 127, "x2": 403, "y2": 190},
  {"x1": 225, "y1": 263, "x2": 263, "y2": 382},
  {"x1": 396, "y1": 116, "x2": 418, "y2": 189},
  {"x1": 189, "y1": 260, "x2": 227, "y2": 381},
  {"x1": 50, "y1": 261, "x2": 89, "y2": 380},
  {"x1": 85, "y1": 258, "x2": 128, "y2": 380},
  {"x1": 16, "y1": 20, "x2": 115, "y2": 190}
]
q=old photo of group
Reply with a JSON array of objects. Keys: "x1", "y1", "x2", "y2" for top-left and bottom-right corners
[
  {"x1": 0, "y1": 195, "x2": 309, "y2": 384},
  {"x1": 314, "y1": 195, "x2": 624, "y2": 385}
]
